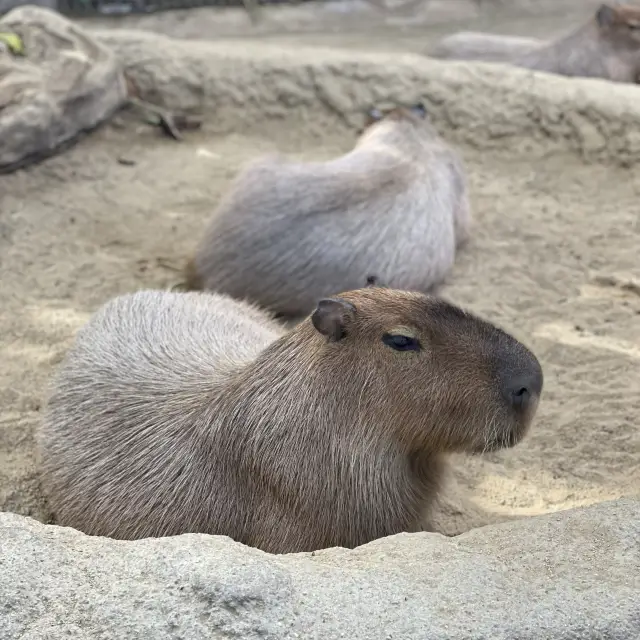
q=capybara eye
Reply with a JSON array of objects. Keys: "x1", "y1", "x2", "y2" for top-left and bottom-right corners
[
  {"x1": 411, "y1": 103, "x2": 427, "y2": 118},
  {"x1": 382, "y1": 333, "x2": 421, "y2": 352}
]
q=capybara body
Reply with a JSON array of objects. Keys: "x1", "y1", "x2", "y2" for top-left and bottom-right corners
[
  {"x1": 184, "y1": 104, "x2": 471, "y2": 318},
  {"x1": 429, "y1": 4, "x2": 640, "y2": 83},
  {"x1": 430, "y1": 32, "x2": 543, "y2": 63},
  {"x1": 38, "y1": 288, "x2": 543, "y2": 553}
]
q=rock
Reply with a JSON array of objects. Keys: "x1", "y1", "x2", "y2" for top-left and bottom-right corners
[
  {"x1": 0, "y1": 6, "x2": 126, "y2": 173},
  {"x1": 0, "y1": 0, "x2": 57, "y2": 15},
  {"x1": 92, "y1": 28, "x2": 640, "y2": 166},
  {"x1": 1, "y1": 498, "x2": 638, "y2": 639}
]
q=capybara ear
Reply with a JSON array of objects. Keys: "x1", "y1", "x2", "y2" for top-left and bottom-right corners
[
  {"x1": 596, "y1": 4, "x2": 617, "y2": 27},
  {"x1": 365, "y1": 275, "x2": 387, "y2": 288},
  {"x1": 410, "y1": 102, "x2": 427, "y2": 118},
  {"x1": 311, "y1": 298, "x2": 357, "y2": 342},
  {"x1": 366, "y1": 107, "x2": 384, "y2": 122},
  {"x1": 624, "y1": 11, "x2": 640, "y2": 29}
]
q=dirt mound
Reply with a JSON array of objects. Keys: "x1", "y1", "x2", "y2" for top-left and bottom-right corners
[{"x1": 2, "y1": 499, "x2": 638, "y2": 639}]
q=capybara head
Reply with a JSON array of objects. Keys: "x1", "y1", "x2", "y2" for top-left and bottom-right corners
[
  {"x1": 308, "y1": 288, "x2": 543, "y2": 455},
  {"x1": 363, "y1": 102, "x2": 428, "y2": 130},
  {"x1": 355, "y1": 102, "x2": 440, "y2": 154},
  {"x1": 596, "y1": 3, "x2": 640, "y2": 51}
]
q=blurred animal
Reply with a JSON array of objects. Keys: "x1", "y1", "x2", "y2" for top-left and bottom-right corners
[
  {"x1": 429, "y1": 3, "x2": 640, "y2": 83},
  {"x1": 184, "y1": 103, "x2": 471, "y2": 318},
  {"x1": 429, "y1": 32, "x2": 543, "y2": 63}
]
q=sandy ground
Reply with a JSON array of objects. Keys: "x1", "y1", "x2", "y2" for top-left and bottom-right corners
[{"x1": 1, "y1": 2, "x2": 639, "y2": 537}]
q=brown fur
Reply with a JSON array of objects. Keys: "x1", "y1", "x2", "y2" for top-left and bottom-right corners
[
  {"x1": 38, "y1": 288, "x2": 543, "y2": 553},
  {"x1": 183, "y1": 104, "x2": 470, "y2": 318},
  {"x1": 429, "y1": 4, "x2": 640, "y2": 83},
  {"x1": 183, "y1": 256, "x2": 202, "y2": 291}
]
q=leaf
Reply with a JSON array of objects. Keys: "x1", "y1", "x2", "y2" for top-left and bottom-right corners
[{"x1": 0, "y1": 32, "x2": 25, "y2": 56}]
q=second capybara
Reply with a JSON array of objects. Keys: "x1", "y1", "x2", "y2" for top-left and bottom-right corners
[
  {"x1": 184, "y1": 103, "x2": 471, "y2": 318},
  {"x1": 429, "y1": 32, "x2": 543, "y2": 63},
  {"x1": 38, "y1": 287, "x2": 543, "y2": 553},
  {"x1": 429, "y1": 3, "x2": 640, "y2": 84}
]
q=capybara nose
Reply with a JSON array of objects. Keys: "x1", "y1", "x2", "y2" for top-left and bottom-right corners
[{"x1": 502, "y1": 364, "x2": 543, "y2": 412}]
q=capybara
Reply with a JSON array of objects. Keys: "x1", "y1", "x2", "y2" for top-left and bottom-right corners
[
  {"x1": 429, "y1": 3, "x2": 640, "y2": 83},
  {"x1": 184, "y1": 103, "x2": 471, "y2": 318},
  {"x1": 429, "y1": 32, "x2": 543, "y2": 63},
  {"x1": 38, "y1": 287, "x2": 543, "y2": 553}
]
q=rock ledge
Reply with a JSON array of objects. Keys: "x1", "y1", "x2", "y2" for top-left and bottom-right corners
[{"x1": 1, "y1": 498, "x2": 638, "y2": 639}]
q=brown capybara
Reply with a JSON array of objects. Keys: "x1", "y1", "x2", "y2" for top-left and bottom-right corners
[
  {"x1": 183, "y1": 103, "x2": 471, "y2": 318},
  {"x1": 429, "y1": 3, "x2": 640, "y2": 84},
  {"x1": 38, "y1": 287, "x2": 543, "y2": 554}
]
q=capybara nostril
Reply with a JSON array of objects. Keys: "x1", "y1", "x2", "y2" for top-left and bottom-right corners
[
  {"x1": 510, "y1": 386, "x2": 531, "y2": 411},
  {"x1": 502, "y1": 364, "x2": 543, "y2": 413}
]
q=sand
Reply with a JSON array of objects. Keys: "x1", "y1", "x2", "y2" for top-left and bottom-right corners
[{"x1": 0, "y1": 2, "x2": 639, "y2": 536}]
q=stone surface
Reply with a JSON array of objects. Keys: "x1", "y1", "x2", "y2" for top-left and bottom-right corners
[
  {"x1": 1, "y1": 499, "x2": 638, "y2": 639},
  {"x1": 0, "y1": 0, "x2": 56, "y2": 15},
  {"x1": 94, "y1": 27, "x2": 640, "y2": 165},
  {"x1": 0, "y1": 6, "x2": 126, "y2": 173}
]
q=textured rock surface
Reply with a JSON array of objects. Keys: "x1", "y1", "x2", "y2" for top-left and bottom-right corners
[
  {"x1": 0, "y1": 6, "x2": 126, "y2": 172},
  {"x1": 95, "y1": 27, "x2": 640, "y2": 165},
  {"x1": 1, "y1": 499, "x2": 638, "y2": 639}
]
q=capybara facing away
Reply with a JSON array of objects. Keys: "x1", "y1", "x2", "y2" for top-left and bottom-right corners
[
  {"x1": 184, "y1": 103, "x2": 470, "y2": 318},
  {"x1": 429, "y1": 3, "x2": 640, "y2": 84},
  {"x1": 38, "y1": 287, "x2": 543, "y2": 553},
  {"x1": 429, "y1": 32, "x2": 544, "y2": 63}
]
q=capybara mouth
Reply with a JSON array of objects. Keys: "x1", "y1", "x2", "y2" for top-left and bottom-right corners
[{"x1": 473, "y1": 428, "x2": 524, "y2": 454}]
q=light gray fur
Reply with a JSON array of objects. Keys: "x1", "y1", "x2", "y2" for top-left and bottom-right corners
[
  {"x1": 39, "y1": 291, "x2": 286, "y2": 544},
  {"x1": 188, "y1": 113, "x2": 470, "y2": 317},
  {"x1": 429, "y1": 32, "x2": 544, "y2": 63}
]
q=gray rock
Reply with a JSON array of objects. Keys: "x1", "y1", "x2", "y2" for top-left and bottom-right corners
[
  {"x1": 1, "y1": 498, "x2": 638, "y2": 639},
  {"x1": 0, "y1": 6, "x2": 126, "y2": 173}
]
